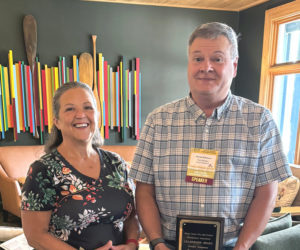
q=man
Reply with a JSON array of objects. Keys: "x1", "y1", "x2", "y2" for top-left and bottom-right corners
[{"x1": 129, "y1": 22, "x2": 291, "y2": 250}]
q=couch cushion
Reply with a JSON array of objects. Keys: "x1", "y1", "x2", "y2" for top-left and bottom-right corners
[
  {"x1": 261, "y1": 213, "x2": 292, "y2": 235},
  {"x1": 251, "y1": 224, "x2": 300, "y2": 250},
  {"x1": 276, "y1": 176, "x2": 300, "y2": 207}
]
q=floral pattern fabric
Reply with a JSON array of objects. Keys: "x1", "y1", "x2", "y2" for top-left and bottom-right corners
[{"x1": 21, "y1": 148, "x2": 134, "y2": 250}]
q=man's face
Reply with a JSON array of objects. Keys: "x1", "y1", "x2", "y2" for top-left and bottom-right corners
[{"x1": 187, "y1": 36, "x2": 238, "y2": 103}]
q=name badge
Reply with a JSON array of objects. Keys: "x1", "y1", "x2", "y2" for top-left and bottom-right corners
[{"x1": 186, "y1": 148, "x2": 218, "y2": 185}]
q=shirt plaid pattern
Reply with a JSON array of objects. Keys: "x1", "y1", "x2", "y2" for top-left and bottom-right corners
[{"x1": 129, "y1": 92, "x2": 291, "y2": 245}]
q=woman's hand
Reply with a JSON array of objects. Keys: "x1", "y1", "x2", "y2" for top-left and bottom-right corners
[
  {"x1": 95, "y1": 241, "x2": 136, "y2": 250},
  {"x1": 111, "y1": 242, "x2": 137, "y2": 250},
  {"x1": 94, "y1": 240, "x2": 113, "y2": 250}
]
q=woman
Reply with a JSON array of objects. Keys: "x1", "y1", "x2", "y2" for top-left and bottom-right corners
[{"x1": 21, "y1": 82, "x2": 139, "y2": 250}]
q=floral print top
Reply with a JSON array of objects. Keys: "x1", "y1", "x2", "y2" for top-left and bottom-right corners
[{"x1": 21, "y1": 148, "x2": 134, "y2": 250}]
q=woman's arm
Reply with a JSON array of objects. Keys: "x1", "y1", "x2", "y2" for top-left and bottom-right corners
[
  {"x1": 106, "y1": 206, "x2": 140, "y2": 250},
  {"x1": 21, "y1": 210, "x2": 76, "y2": 250},
  {"x1": 22, "y1": 210, "x2": 115, "y2": 250},
  {"x1": 124, "y1": 206, "x2": 140, "y2": 247}
]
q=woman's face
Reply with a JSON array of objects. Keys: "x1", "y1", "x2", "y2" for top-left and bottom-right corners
[{"x1": 54, "y1": 87, "x2": 98, "y2": 145}]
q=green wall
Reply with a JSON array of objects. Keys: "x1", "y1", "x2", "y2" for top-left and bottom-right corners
[
  {"x1": 0, "y1": 0, "x2": 293, "y2": 146},
  {"x1": 0, "y1": 0, "x2": 238, "y2": 145}
]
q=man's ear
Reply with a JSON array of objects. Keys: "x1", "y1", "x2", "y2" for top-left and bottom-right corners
[{"x1": 233, "y1": 57, "x2": 239, "y2": 78}]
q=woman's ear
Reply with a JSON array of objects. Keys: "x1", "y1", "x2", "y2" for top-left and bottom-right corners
[
  {"x1": 53, "y1": 117, "x2": 60, "y2": 130},
  {"x1": 96, "y1": 111, "x2": 101, "y2": 129}
]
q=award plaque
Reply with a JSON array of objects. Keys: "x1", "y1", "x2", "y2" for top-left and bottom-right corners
[{"x1": 176, "y1": 215, "x2": 224, "y2": 250}]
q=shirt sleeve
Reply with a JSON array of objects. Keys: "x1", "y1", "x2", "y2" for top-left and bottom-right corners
[
  {"x1": 21, "y1": 160, "x2": 56, "y2": 211},
  {"x1": 129, "y1": 112, "x2": 155, "y2": 184},
  {"x1": 256, "y1": 109, "x2": 292, "y2": 186}
]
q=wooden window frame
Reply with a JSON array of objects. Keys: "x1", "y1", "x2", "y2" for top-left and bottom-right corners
[{"x1": 259, "y1": 0, "x2": 300, "y2": 164}]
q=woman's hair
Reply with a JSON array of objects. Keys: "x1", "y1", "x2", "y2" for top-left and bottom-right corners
[
  {"x1": 44, "y1": 81, "x2": 103, "y2": 153},
  {"x1": 189, "y1": 22, "x2": 240, "y2": 59}
]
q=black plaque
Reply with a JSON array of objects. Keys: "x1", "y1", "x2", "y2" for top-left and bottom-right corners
[{"x1": 176, "y1": 215, "x2": 224, "y2": 250}]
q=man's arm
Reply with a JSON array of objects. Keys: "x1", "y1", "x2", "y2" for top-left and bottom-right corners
[
  {"x1": 135, "y1": 182, "x2": 169, "y2": 250},
  {"x1": 234, "y1": 181, "x2": 278, "y2": 250}
]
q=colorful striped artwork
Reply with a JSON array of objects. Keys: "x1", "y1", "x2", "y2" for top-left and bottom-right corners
[{"x1": 0, "y1": 49, "x2": 141, "y2": 142}]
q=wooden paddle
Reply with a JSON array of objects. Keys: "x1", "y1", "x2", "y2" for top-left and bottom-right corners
[
  {"x1": 92, "y1": 35, "x2": 97, "y2": 91},
  {"x1": 92, "y1": 35, "x2": 101, "y2": 128},
  {"x1": 23, "y1": 15, "x2": 39, "y2": 139},
  {"x1": 79, "y1": 52, "x2": 93, "y2": 87},
  {"x1": 79, "y1": 52, "x2": 101, "y2": 127}
]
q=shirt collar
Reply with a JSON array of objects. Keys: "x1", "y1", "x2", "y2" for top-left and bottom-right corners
[
  {"x1": 216, "y1": 90, "x2": 232, "y2": 120},
  {"x1": 186, "y1": 91, "x2": 232, "y2": 121}
]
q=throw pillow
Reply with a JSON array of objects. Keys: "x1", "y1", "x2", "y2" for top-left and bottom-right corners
[
  {"x1": 261, "y1": 213, "x2": 292, "y2": 235},
  {"x1": 290, "y1": 164, "x2": 300, "y2": 179},
  {"x1": 292, "y1": 189, "x2": 300, "y2": 206},
  {"x1": 275, "y1": 176, "x2": 300, "y2": 207},
  {"x1": 290, "y1": 164, "x2": 300, "y2": 206},
  {"x1": 251, "y1": 224, "x2": 300, "y2": 250}
]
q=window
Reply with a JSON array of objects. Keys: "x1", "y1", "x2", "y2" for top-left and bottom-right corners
[{"x1": 259, "y1": 0, "x2": 300, "y2": 164}]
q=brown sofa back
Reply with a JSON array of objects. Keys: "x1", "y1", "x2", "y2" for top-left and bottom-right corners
[
  {"x1": 0, "y1": 145, "x2": 136, "y2": 179},
  {"x1": 0, "y1": 145, "x2": 45, "y2": 179},
  {"x1": 101, "y1": 145, "x2": 136, "y2": 163}
]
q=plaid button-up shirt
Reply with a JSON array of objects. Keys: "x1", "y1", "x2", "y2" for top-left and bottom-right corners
[{"x1": 129, "y1": 92, "x2": 291, "y2": 245}]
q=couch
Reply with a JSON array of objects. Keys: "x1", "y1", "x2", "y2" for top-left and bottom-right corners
[
  {"x1": 0, "y1": 145, "x2": 136, "y2": 219},
  {"x1": 251, "y1": 213, "x2": 300, "y2": 250}
]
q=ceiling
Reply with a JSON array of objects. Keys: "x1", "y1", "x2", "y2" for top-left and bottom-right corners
[{"x1": 83, "y1": 0, "x2": 271, "y2": 11}]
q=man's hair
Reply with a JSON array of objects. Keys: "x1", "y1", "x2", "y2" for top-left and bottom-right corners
[
  {"x1": 44, "y1": 81, "x2": 103, "y2": 153},
  {"x1": 189, "y1": 22, "x2": 240, "y2": 59}
]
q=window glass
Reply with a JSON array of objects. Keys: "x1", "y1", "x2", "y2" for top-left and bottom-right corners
[
  {"x1": 276, "y1": 19, "x2": 300, "y2": 64},
  {"x1": 272, "y1": 73, "x2": 300, "y2": 163}
]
